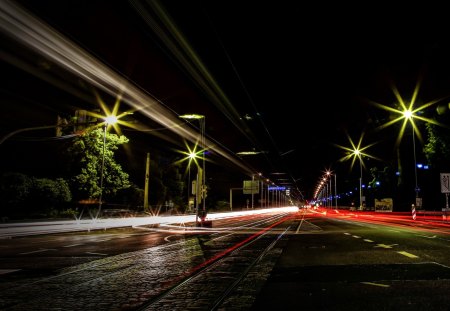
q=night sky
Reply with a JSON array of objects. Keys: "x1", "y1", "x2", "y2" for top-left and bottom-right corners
[{"x1": 1, "y1": 0, "x2": 450, "y2": 200}]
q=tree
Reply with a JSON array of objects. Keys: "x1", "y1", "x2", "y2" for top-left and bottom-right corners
[
  {"x1": 424, "y1": 122, "x2": 450, "y2": 171},
  {"x1": 0, "y1": 172, "x2": 32, "y2": 212},
  {"x1": 422, "y1": 109, "x2": 450, "y2": 209},
  {"x1": 0, "y1": 172, "x2": 72, "y2": 218},
  {"x1": 67, "y1": 128, "x2": 130, "y2": 202},
  {"x1": 31, "y1": 177, "x2": 72, "y2": 211}
]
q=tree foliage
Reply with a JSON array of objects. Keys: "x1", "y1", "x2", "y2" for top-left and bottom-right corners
[
  {"x1": 424, "y1": 121, "x2": 450, "y2": 171},
  {"x1": 0, "y1": 172, "x2": 32, "y2": 209},
  {"x1": 0, "y1": 172, "x2": 71, "y2": 217},
  {"x1": 67, "y1": 128, "x2": 131, "y2": 201},
  {"x1": 31, "y1": 177, "x2": 72, "y2": 209}
]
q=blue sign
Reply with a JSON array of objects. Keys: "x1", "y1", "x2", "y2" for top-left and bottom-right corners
[{"x1": 268, "y1": 186, "x2": 286, "y2": 191}]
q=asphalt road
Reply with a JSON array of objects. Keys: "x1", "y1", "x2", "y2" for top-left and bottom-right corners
[
  {"x1": 1, "y1": 208, "x2": 449, "y2": 310},
  {"x1": 251, "y1": 210, "x2": 450, "y2": 311}
]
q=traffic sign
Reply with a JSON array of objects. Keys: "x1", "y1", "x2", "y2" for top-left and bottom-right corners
[
  {"x1": 441, "y1": 173, "x2": 450, "y2": 193},
  {"x1": 268, "y1": 186, "x2": 286, "y2": 191}
]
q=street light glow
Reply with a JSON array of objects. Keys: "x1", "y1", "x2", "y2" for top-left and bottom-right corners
[
  {"x1": 367, "y1": 79, "x2": 449, "y2": 203},
  {"x1": 105, "y1": 115, "x2": 118, "y2": 125},
  {"x1": 336, "y1": 132, "x2": 380, "y2": 209}
]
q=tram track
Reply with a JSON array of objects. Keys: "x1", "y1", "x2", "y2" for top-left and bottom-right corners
[
  {"x1": 136, "y1": 217, "x2": 292, "y2": 311},
  {"x1": 0, "y1": 212, "x2": 296, "y2": 310}
]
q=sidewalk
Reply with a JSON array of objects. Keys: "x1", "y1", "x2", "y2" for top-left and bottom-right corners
[
  {"x1": 0, "y1": 215, "x2": 195, "y2": 238},
  {"x1": 0, "y1": 207, "x2": 296, "y2": 238}
]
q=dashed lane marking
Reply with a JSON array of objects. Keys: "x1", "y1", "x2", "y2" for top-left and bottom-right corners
[
  {"x1": 19, "y1": 248, "x2": 56, "y2": 255},
  {"x1": 417, "y1": 235, "x2": 436, "y2": 239},
  {"x1": 63, "y1": 244, "x2": 83, "y2": 248},
  {"x1": 361, "y1": 281, "x2": 390, "y2": 288},
  {"x1": 397, "y1": 251, "x2": 419, "y2": 258},
  {"x1": 352, "y1": 235, "x2": 361, "y2": 238},
  {"x1": 363, "y1": 239, "x2": 374, "y2": 243},
  {"x1": 374, "y1": 244, "x2": 398, "y2": 249}
]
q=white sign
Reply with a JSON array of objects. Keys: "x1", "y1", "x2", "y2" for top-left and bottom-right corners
[{"x1": 441, "y1": 173, "x2": 450, "y2": 193}]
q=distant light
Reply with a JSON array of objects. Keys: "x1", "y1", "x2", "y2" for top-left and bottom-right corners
[
  {"x1": 179, "y1": 114, "x2": 205, "y2": 119},
  {"x1": 417, "y1": 163, "x2": 423, "y2": 169},
  {"x1": 376, "y1": 181, "x2": 380, "y2": 186},
  {"x1": 396, "y1": 171, "x2": 400, "y2": 176},
  {"x1": 236, "y1": 151, "x2": 261, "y2": 155},
  {"x1": 424, "y1": 165, "x2": 429, "y2": 170}
]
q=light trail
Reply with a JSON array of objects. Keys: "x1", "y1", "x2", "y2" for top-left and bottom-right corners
[
  {"x1": 0, "y1": 0, "x2": 256, "y2": 176},
  {"x1": 309, "y1": 207, "x2": 450, "y2": 233}
]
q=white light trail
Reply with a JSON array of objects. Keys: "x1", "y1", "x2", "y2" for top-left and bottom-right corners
[{"x1": 0, "y1": 0, "x2": 254, "y2": 175}]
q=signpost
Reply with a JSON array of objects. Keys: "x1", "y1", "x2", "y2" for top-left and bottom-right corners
[
  {"x1": 441, "y1": 173, "x2": 450, "y2": 221},
  {"x1": 243, "y1": 180, "x2": 259, "y2": 209}
]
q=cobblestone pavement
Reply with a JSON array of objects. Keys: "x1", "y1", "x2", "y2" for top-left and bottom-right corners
[{"x1": 0, "y1": 228, "x2": 289, "y2": 311}]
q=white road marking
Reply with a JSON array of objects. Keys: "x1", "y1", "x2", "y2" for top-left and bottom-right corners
[
  {"x1": 62, "y1": 244, "x2": 83, "y2": 248},
  {"x1": 417, "y1": 235, "x2": 436, "y2": 239},
  {"x1": 164, "y1": 235, "x2": 174, "y2": 242},
  {"x1": 363, "y1": 239, "x2": 374, "y2": 243},
  {"x1": 85, "y1": 252, "x2": 107, "y2": 256},
  {"x1": 352, "y1": 235, "x2": 361, "y2": 238},
  {"x1": 361, "y1": 281, "x2": 390, "y2": 288},
  {"x1": 19, "y1": 248, "x2": 56, "y2": 255}
]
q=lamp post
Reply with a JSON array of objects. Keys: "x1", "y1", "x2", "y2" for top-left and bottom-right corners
[
  {"x1": 187, "y1": 151, "x2": 197, "y2": 211},
  {"x1": 410, "y1": 117, "x2": 419, "y2": 201},
  {"x1": 179, "y1": 114, "x2": 206, "y2": 222},
  {"x1": 403, "y1": 109, "x2": 420, "y2": 206},
  {"x1": 353, "y1": 150, "x2": 363, "y2": 210},
  {"x1": 412, "y1": 129, "x2": 419, "y2": 199},
  {"x1": 334, "y1": 173, "x2": 338, "y2": 209},
  {"x1": 97, "y1": 115, "x2": 118, "y2": 220}
]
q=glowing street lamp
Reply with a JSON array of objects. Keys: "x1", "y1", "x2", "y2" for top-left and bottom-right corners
[
  {"x1": 402, "y1": 109, "x2": 420, "y2": 200},
  {"x1": 336, "y1": 133, "x2": 379, "y2": 210},
  {"x1": 97, "y1": 115, "x2": 118, "y2": 219},
  {"x1": 187, "y1": 151, "x2": 196, "y2": 210},
  {"x1": 179, "y1": 114, "x2": 206, "y2": 221},
  {"x1": 368, "y1": 79, "x2": 448, "y2": 207},
  {"x1": 353, "y1": 149, "x2": 363, "y2": 209}
]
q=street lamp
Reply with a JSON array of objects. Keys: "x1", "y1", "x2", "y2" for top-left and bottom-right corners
[
  {"x1": 179, "y1": 114, "x2": 206, "y2": 222},
  {"x1": 403, "y1": 110, "x2": 420, "y2": 202},
  {"x1": 336, "y1": 133, "x2": 379, "y2": 211},
  {"x1": 353, "y1": 149, "x2": 363, "y2": 210},
  {"x1": 97, "y1": 115, "x2": 118, "y2": 220},
  {"x1": 187, "y1": 151, "x2": 197, "y2": 211}
]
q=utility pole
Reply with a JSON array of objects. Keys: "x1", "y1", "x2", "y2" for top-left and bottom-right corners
[{"x1": 144, "y1": 152, "x2": 150, "y2": 214}]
